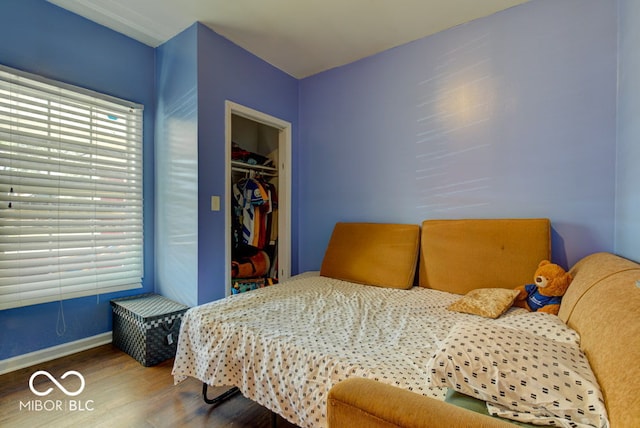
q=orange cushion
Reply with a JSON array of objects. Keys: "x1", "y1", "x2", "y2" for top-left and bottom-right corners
[
  {"x1": 419, "y1": 218, "x2": 550, "y2": 294},
  {"x1": 559, "y1": 252, "x2": 640, "y2": 428},
  {"x1": 320, "y1": 222, "x2": 420, "y2": 289}
]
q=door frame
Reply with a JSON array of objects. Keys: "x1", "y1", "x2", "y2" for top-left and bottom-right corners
[{"x1": 224, "y1": 100, "x2": 292, "y2": 296}]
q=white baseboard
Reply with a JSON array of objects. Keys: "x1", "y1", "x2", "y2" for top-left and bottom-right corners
[{"x1": 0, "y1": 332, "x2": 112, "y2": 375}]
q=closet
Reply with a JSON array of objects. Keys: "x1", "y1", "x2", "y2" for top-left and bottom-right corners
[{"x1": 225, "y1": 102, "x2": 291, "y2": 296}]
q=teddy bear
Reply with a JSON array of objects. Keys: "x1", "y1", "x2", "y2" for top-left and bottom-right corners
[{"x1": 513, "y1": 260, "x2": 573, "y2": 315}]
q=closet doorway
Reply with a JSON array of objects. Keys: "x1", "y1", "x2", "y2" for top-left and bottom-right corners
[{"x1": 224, "y1": 101, "x2": 291, "y2": 296}]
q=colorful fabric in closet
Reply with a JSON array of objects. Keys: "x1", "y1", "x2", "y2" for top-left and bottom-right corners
[
  {"x1": 232, "y1": 141, "x2": 275, "y2": 167},
  {"x1": 233, "y1": 177, "x2": 277, "y2": 249}
]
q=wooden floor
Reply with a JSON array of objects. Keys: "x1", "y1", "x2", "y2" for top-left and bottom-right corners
[{"x1": 0, "y1": 344, "x2": 299, "y2": 428}]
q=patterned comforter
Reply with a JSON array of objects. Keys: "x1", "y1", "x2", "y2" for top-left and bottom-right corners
[{"x1": 172, "y1": 273, "x2": 577, "y2": 428}]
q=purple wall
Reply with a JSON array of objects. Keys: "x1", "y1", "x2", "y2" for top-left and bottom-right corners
[
  {"x1": 1, "y1": 0, "x2": 633, "y2": 363},
  {"x1": 298, "y1": 0, "x2": 618, "y2": 271},
  {"x1": 616, "y1": 0, "x2": 640, "y2": 262},
  {"x1": 0, "y1": 0, "x2": 156, "y2": 359}
]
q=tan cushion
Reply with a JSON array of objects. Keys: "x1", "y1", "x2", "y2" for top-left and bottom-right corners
[
  {"x1": 559, "y1": 253, "x2": 640, "y2": 428},
  {"x1": 320, "y1": 222, "x2": 420, "y2": 289},
  {"x1": 419, "y1": 218, "x2": 550, "y2": 294},
  {"x1": 447, "y1": 288, "x2": 520, "y2": 318},
  {"x1": 559, "y1": 251, "x2": 640, "y2": 322},
  {"x1": 328, "y1": 378, "x2": 516, "y2": 428}
]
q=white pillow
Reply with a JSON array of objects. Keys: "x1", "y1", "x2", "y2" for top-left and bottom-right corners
[
  {"x1": 494, "y1": 311, "x2": 581, "y2": 345},
  {"x1": 427, "y1": 322, "x2": 609, "y2": 428}
]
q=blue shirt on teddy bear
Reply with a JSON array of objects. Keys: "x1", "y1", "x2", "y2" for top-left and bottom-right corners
[{"x1": 524, "y1": 283, "x2": 562, "y2": 311}]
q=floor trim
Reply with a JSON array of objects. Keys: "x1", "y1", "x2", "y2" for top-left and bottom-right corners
[{"x1": 0, "y1": 332, "x2": 112, "y2": 375}]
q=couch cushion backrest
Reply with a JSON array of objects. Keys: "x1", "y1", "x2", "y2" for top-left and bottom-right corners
[
  {"x1": 419, "y1": 218, "x2": 550, "y2": 294},
  {"x1": 320, "y1": 222, "x2": 420, "y2": 289},
  {"x1": 560, "y1": 252, "x2": 640, "y2": 428}
]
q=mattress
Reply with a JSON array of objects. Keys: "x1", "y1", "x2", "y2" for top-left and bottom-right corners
[{"x1": 172, "y1": 273, "x2": 577, "y2": 428}]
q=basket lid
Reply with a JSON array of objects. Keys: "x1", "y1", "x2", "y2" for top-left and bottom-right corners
[{"x1": 111, "y1": 293, "x2": 188, "y2": 318}]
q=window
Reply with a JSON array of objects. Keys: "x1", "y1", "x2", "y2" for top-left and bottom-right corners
[{"x1": 0, "y1": 65, "x2": 144, "y2": 310}]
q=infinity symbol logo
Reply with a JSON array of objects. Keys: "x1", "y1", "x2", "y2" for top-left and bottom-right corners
[{"x1": 29, "y1": 370, "x2": 85, "y2": 397}]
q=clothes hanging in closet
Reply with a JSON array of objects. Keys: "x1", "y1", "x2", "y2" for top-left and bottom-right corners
[{"x1": 232, "y1": 177, "x2": 277, "y2": 250}]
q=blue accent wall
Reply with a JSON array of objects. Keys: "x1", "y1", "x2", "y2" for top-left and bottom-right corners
[
  {"x1": 154, "y1": 23, "x2": 299, "y2": 306},
  {"x1": 155, "y1": 25, "x2": 199, "y2": 307},
  {"x1": 196, "y1": 24, "x2": 299, "y2": 303},
  {"x1": 0, "y1": 0, "x2": 155, "y2": 359},
  {"x1": 616, "y1": 0, "x2": 640, "y2": 261},
  {"x1": 298, "y1": 0, "x2": 618, "y2": 271}
]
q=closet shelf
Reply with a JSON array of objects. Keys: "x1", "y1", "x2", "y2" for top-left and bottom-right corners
[{"x1": 231, "y1": 160, "x2": 277, "y2": 175}]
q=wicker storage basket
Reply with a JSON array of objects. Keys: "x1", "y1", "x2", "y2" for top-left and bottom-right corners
[{"x1": 111, "y1": 293, "x2": 189, "y2": 366}]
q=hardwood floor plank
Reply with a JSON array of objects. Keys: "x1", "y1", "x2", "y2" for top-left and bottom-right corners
[{"x1": 0, "y1": 344, "x2": 298, "y2": 428}]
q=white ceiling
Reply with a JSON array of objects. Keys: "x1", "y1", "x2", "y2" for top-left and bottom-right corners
[{"x1": 48, "y1": 0, "x2": 530, "y2": 79}]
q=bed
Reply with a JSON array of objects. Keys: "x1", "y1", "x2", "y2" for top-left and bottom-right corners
[{"x1": 172, "y1": 219, "x2": 608, "y2": 428}]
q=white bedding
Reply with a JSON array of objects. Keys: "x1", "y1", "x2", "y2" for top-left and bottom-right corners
[{"x1": 172, "y1": 273, "x2": 579, "y2": 428}]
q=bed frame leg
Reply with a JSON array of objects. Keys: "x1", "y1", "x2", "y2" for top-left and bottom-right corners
[{"x1": 202, "y1": 383, "x2": 240, "y2": 405}]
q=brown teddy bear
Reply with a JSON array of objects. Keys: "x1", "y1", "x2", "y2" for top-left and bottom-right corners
[{"x1": 513, "y1": 260, "x2": 573, "y2": 315}]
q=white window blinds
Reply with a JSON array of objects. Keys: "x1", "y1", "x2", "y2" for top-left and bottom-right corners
[{"x1": 0, "y1": 65, "x2": 144, "y2": 310}]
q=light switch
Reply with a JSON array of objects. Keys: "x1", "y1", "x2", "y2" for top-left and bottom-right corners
[{"x1": 210, "y1": 196, "x2": 220, "y2": 211}]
